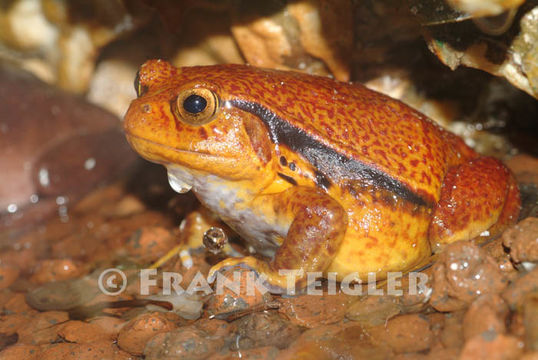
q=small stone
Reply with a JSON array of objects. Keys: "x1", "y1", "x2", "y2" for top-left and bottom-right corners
[
  {"x1": 233, "y1": 312, "x2": 302, "y2": 350},
  {"x1": 0, "y1": 344, "x2": 41, "y2": 360},
  {"x1": 523, "y1": 292, "x2": 538, "y2": 351},
  {"x1": 463, "y1": 294, "x2": 508, "y2": 340},
  {"x1": 506, "y1": 154, "x2": 538, "y2": 185},
  {"x1": 503, "y1": 267, "x2": 538, "y2": 309},
  {"x1": 0, "y1": 265, "x2": 20, "y2": 290},
  {"x1": 117, "y1": 311, "x2": 178, "y2": 356},
  {"x1": 367, "y1": 314, "x2": 433, "y2": 353},
  {"x1": 346, "y1": 295, "x2": 401, "y2": 327},
  {"x1": 280, "y1": 323, "x2": 393, "y2": 359},
  {"x1": 430, "y1": 241, "x2": 507, "y2": 312},
  {"x1": 441, "y1": 311, "x2": 465, "y2": 349},
  {"x1": 144, "y1": 325, "x2": 224, "y2": 360},
  {"x1": 30, "y1": 259, "x2": 84, "y2": 284},
  {"x1": 16, "y1": 311, "x2": 69, "y2": 345},
  {"x1": 88, "y1": 317, "x2": 126, "y2": 340},
  {"x1": 279, "y1": 291, "x2": 351, "y2": 328},
  {"x1": 502, "y1": 217, "x2": 538, "y2": 266},
  {"x1": 460, "y1": 333, "x2": 524, "y2": 360},
  {"x1": 58, "y1": 320, "x2": 113, "y2": 343},
  {"x1": 124, "y1": 226, "x2": 176, "y2": 264},
  {"x1": 40, "y1": 340, "x2": 132, "y2": 360},
  {"x1": 206, "y1": 267, "x2": 273, "y2": 319},
  {"x1": 521, "y1": 352, "x2": 538, "y2": 360}
]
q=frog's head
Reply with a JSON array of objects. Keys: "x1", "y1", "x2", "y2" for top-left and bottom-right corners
[{"x1": 124, "y1": 60, "x2": 277, "y2": 192}]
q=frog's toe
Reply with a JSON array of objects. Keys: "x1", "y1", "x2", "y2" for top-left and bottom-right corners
[
  {"x1": 208, "y1": 256, "x2": 298, "y2": 294},
  {"x1": 207, "y1": 256, "x2": 262, "y2": 282}
]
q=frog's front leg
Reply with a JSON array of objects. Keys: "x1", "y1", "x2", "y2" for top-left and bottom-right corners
[{"x1": 208, "y1": 186, "x2": 348, "y2": 293}]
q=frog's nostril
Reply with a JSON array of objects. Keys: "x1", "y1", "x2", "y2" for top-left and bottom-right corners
[{"x1": 142, "y1": 104, "x2": 152, "y2": 113}]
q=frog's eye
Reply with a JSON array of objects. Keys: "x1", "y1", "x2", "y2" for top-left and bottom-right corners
[{"x1": 174, "y1": 88, "x2": 219, "y2": 126}]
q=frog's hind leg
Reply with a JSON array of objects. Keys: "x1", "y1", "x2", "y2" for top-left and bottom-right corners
[{"x1": 428, "y1": 156, "x2": 520, "y2": 251}]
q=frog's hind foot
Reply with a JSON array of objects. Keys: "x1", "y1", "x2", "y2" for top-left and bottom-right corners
[
  {"x1": 208, "y1": 256, "x2": 286, "y2": 294},
  {"x1": 428, "y1": 156, "x2": 520, "y2": 251}
]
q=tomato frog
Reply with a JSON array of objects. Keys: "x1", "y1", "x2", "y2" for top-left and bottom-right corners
[{"x1": 124, "y1": 60, "x2": 520, "y2": 292}]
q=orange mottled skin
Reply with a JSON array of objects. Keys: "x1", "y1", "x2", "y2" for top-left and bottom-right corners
[{"x1": 124, "y1": 60, "x2": 520, "y2": 291}]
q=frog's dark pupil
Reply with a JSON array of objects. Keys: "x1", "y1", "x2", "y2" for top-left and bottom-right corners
[{"x1": 183, "y1": 94, "x2": 207, "y2": 114}]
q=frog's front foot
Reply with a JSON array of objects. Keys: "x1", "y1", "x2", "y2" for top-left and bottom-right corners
[{"x1": 208, "y1": 256, "x2": 306, "y2": 294}]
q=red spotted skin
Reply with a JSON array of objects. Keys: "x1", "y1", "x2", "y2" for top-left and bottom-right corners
[{"x1": 124, "y1": 60, "x2": 520, "y2": 290}]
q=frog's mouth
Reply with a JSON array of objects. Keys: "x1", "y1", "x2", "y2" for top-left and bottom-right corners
[
  {"x1": 125, "y1": 132, "x2": 213, "y2": 160},
  {"x1": 125, "y1": 132, "x2": 234, "y2": 194}
]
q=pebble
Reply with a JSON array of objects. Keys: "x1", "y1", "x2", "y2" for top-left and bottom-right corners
[
  {"x1": 463, "y1": 294, "x2": 509, "y2": 340},
  {"x1": 117, "y1": 311, "x2": 179, "y2": 355},
  {"x1": 506, "y1": 154, "x2": 538, "y2": 184},
  {"x1": 206, "y1": 267, "x2": 273, "y2": 320},
  {"x1": 88, "y1": 317, "x2": 126, "y2": 340},
  {"x1": 459, "y1": 333, "x2": 524, "y2": 360},
  {"x1": 367, "y1": 314, "x2": 433, "y2": 353},
  {"x1": 124, "y1": 226, "x2": 176, "y2": 264},
  {"x1": 144, "y1": 325, "x2": 224, "y2": 360},
  {"x1": 0, "y1": 265, "x2": 20, "y2": 290},
  {"x1": 16, "y1": 311, "x2": 69, "y2": 345},
  {"x1": 524, "y1": 292, "x2": 538, "y2": 351},
  {"x1": 278, "y1": 291, "x2": 351, "y2": 328},
  {"x1": 212, "y1": 346, "x2": 280, "y2": 360},
  {"x1": 346, "y1": 295, "x2": 401, "y2": 326},
  {"x1": 0, "y1": 344, "x2": 41, "y2": 360},
  {"x1": 232, "y1": 311, "x2": 302, "y2": 350},
  {"x1": 503, "y1": 267, "x2": 538, "y2": 309},
  {"x1": 30, "y1": 259, "x2": 84, "y2": 284},
  {"x1": 40, "y1": 340, "x2": 133, "y2": 360},
  {"x1": 502, "y1": 217, "x2": 538, "y2": 266},
  {"x1": 279, "y1": 322, "x2": 393, "y2": 359},
  {"x1": 57, "y1": 320, "x2": 113, "y2": 343},
  {"x1": 430, "y1": 241, "x2": 508, "y2": 312}
]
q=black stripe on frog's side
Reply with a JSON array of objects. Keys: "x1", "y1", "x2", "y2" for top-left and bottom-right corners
[{"x1": 229, "y1": 99, "x2": 430, "y2": 207}]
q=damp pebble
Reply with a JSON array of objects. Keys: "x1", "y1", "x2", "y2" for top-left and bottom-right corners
[
  {"x1": 368, "y1": 314, "x2": 433, "y2": 353},
  {"x1": 346, "y1": 295, "x2": 401, "y2": 327},
  {"x1": 280, "y1": 323, "x2": 393, "y2": 359},
  {"x1": 144, "y1": 325, "x2": 224, "y2": 360},
  {"x1": 0, "y1": 265, "x2": 20, "y2": 290},
  {"x1": 88, "y1": 317, "x2": 126, "y2": 340},
  {"x1": 503, "y1": 267, "x2": 538, "y2": 309},
  {"x1": 278, "y1": 291, "x2": 351, "y2": 328},
  {"x1": 463, "y1": 294, "x2": 509, "y2": 340},
  {"x1": 30, "y1": 259, "x2": 84, "y2": 284},
  {"x1": 17, "y1": 310, "x2": 69, "y2": 345},
  {"x1": 124, "y1": 226, "x2": 176, "y2": 263},
  {"x1": 117, "y1": 311, "x2": 179, "y2": 355},
  {"x1": 40, "y1": 340, "x2": 133, "y2": 360},
  {"x1": 523, "y1": 292, "x2": 538, "y2": 351},
  {"x1": 430, "y1": 241, "x2": 507, "y2": 312},
  {"x1": 232, "y1": 312, "x2": 302, "y2": 350},
  {"x1": 0, "y1": 344, "x2": 41, "y2": 359},
  {"x1": 58, "y1": 320, "x2": 114, "y2": 343},
  {"x1": 440, "y1": 311, "x2": 465, "y2": 349},
  {"x1": 460, "y1": 333, "x2": 524, "y2": 360},
  {"x1": 502, "y1": 217, "x2": 538, "y2": 266},
  {"x1": 212, "y1": 346, "x2": 280, "y2": 360},
  {"x1": 206, "y1": 268, "x2": 273, "y2": 319},
  {"x1": 506, "y1": 154, "x2": 538, "y2": 184}
]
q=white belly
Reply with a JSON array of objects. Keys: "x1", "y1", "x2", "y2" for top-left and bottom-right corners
[{"x1": 167, "y1": 166, "x2": 286, "y2": 256}]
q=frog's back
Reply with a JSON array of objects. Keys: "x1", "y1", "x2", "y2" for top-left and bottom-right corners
[{"x1": 164, "y1": 64, "x2": 477, "y2": 204}]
